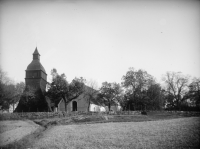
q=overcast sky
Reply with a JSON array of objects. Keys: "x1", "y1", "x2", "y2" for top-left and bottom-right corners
[{"x1": 0, "y1": 0, "x2": 199, "y2": 87}]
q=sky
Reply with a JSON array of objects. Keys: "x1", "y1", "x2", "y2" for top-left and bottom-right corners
[{"x1": 0, "y1": 0, "x2": 200, "y2": 87}]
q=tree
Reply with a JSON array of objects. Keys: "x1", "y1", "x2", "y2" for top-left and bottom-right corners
[
  {"x1": 185, "y1": 78, "x2": 200, "y2": 110},
  {"x1": 10, "y1": 82, "x2": 25, "y2": 110},
  {"x1": 146, "y1": 83, "x2": 164, "y2": 110},
  {"x1": 84, "y1": 80, "x2": 99, "y2": 112},
  {"x1": 0, "y1": 68, "x2": 13, "y2": 85},
  {"x1": 111, "y1": 82, "x2": 124, "y2": 109},
  {"x1": 46, "y1": 69, "x2": 69, "y2": 111},
  {"x1": 17, "y1": 86, "x2": 37, "y2": 112},
  {"x1": 163, "y1": 71, "x2": 189, "y2": 110},
  {"x1": 67, "y1": 77, "x2": 86, "y2": 102},
  {"x1": 15, "y1": 85, "x2": 48, "y2": 112},
  {"x1": 0, "y1": 69, "x2": 17, "y2": 111},
  {"x1": 122, "y1": 68, "x2": 154, "y2": 93},
  {"x1": 122, "y1": 68, "x2": 155, "y2": 110},
  {"x1": 0, "y1": 84, "x2": 15, "y2": 111},
  {"x1": 46, "y1": 68, "x2": 85, "y2": 111},
  {"x1": 99, "y1": 82, "x2": 122, "y2": 111}
]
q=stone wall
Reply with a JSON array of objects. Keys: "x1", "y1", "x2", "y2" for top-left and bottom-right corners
[
  {"x1": 1, "y1": 111, "x2": 199, "y2": 121},
  {"x1": 0, "y1": 111, "x2": 142, "y2": 120}
]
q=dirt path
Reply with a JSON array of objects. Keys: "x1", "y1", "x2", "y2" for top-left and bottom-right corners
[{"x1": 0, "y1": 120, "x2": 40, "y2": 146}]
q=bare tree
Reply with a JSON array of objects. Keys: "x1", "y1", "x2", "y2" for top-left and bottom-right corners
[{"x1": 163, "y1": 72, "x2": 189, "y2": 110}]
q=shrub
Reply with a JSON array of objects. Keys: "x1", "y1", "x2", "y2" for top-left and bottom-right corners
[{"x1": 141, "y1": 111, "x2": 147, "y2": 115}]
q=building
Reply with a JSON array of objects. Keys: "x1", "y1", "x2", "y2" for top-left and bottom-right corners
[
  {"x1": 15, "y1": 47, "x2": 48, "y2": 112},
  {"x1": 16, "y1": 47, "x2": 121, "y2": 112},
  {"x1": 25, "y1": 47, "x2": 47, "y2": 91},
  {"x1": 53, "y1": 89, "x2": 121, "y2": 112}
]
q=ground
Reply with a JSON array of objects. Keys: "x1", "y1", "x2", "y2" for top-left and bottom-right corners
[
  {"x1": 33, "y1": 117, "x2": 200, "y2": 149},
  {"x1": 0, "y1": 112, "x2": 200, "y2": 149},
  {"x1": 0, "y1": 120, "x2": 40, "y2": 146}
]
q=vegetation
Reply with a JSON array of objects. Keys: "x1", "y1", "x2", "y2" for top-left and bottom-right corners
[
  {"x1": 121, "y1": 68, "x2": 164, "y2": 111},
  {"x1": 33, "y1": 117, "x2": 200, "y2": 149},
  {"x1": 1, "y1": 112, "x2": 199, "y2": 148},
  {"x1": 15, "y1": 86, "x2": 48, "y2": 112},
  {"x1": 163, "y1": 72, "x2": 189, "y2": 110},
  {"x1": 99, "y1": 82, "x2": 123, "y2": 111},
  {"x1": 0, "y1": 66, "x2": 200, "y2": 112},
  {"x1": 0, "y1": 69, "x2": 25, "y2": 111}
]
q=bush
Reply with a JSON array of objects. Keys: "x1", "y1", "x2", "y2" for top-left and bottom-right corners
[{"x1": 141, "y1": 111, "x2": 147, "y2": 115}]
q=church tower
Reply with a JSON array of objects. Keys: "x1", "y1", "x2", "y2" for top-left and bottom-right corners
[{"x1": 25, "y1": 47, "x2": 47, "y2": 91}]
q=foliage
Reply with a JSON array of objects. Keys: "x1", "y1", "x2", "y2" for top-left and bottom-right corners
[
  {"x1": 67, "y1": 77, "x2": 86, "y2": 101},
  {"x1": 99, "y1": 82, "x2": 123, "y2": 111},
  {"x1": 122, "y1": 68, "x2": 154, "y2": 93},
  {"x1": 146, "y1": 83, "x2": 164, "y2": 110},
  {"x1": 121, "y1": 68, "x2": 162, "y2": 111},
  {"x1": 0, "y1": 84, "x2": 15, "y2": 110},
  {"x1": 10, "y1": 82, "x2": 25, "y2": 109},
  {"x1": 0, "y1": 68, "x2": 25, "y2": 111},
  {"x1": 184, "y1": 78, "x2": 200, "y2": 110},
  {"x1": 15, "y1": 86, "x2": 48, "y2": 112},
  {"x1": 46, "y1": 69, "x2": 69, "y2": 106}
]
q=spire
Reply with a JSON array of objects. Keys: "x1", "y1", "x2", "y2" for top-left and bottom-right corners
[
  {"x1": 33, "y1": 47, "x2": 40, "y2": 55},
  {"x1": 33, "y1": 47, "x2": 40, "y2": 60}
]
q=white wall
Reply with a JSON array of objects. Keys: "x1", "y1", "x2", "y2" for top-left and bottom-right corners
[{"x1": 90, "y1": 104, "x2": 106, "y2": 112}]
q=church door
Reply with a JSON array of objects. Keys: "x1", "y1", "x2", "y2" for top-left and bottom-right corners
[{"x1": 72, "y1": 101, "x2": 77, "y2": 111}]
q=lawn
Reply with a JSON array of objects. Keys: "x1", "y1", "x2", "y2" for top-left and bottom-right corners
[
  {"x1": 32, "y1": 117, "x2": 200, "y2": 149},
  {"x1": 0, "y1": 120, "x2": 40, "y2": 147}
]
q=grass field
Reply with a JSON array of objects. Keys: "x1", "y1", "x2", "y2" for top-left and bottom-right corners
[
  {"x1": 0, "y1": 120, "x2": 39, "y2": 147},
  {"x1": 32, "y1": 117, "x2": 200, "y2": 149}
]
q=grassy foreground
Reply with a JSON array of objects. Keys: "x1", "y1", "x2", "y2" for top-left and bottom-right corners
[
  {"x1": 2, "y1": 112, "x2": 200, "y2": 149},
  {"x1": 33, "y1": 117, "x2": 200, "y2": 149}
]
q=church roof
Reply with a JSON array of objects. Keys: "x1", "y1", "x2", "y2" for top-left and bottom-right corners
[
  {"x1": 26, "y1": 47, "x2": 46, "y2": 73},
  {"x1": 26, "y1": 60, "x2": 46, "y2": 73}
]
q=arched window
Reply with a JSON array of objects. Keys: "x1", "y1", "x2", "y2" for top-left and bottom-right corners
[{"x1": 72, "y1": 101, "x2": 77, "y2": 111}]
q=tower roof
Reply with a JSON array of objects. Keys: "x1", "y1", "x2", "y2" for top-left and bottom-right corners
[
  {"x1": 33, "y1": 47, "x2": 40, "y2": 55},
  {"x1": 26, "y1": 47, "x2": 46, "y2": 73}
]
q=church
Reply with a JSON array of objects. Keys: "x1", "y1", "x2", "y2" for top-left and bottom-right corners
[
  {"x1": 15, "y1": 47, "x2": 48, "y2": 112},
  {"x1": 16, "y1": 47, "x2": 120, "y2": 112},
  {"x1": 25, "y1": 47, "x2": 47, "y2": 92}
]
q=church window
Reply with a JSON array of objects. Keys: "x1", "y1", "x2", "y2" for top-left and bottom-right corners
[{"x1": 72, "y1": 101, "x2": 77, "y2": 111}]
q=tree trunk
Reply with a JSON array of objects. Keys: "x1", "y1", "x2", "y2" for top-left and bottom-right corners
[
  {"x1": 87, "y1": 99, "x2": 91, "y2": 112},
  {"x1": 108, "y1": 102, "x2": 111, "y2": 111},
  {"x1": 13, "y1": 104, "x2": 15, "y2": 112},
  {"x1": 62, "y1": 95, "x2": 67, "y2": 111},
  {"x1": 45, "y1": 96, "x2": 52, "y2": 112}
]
